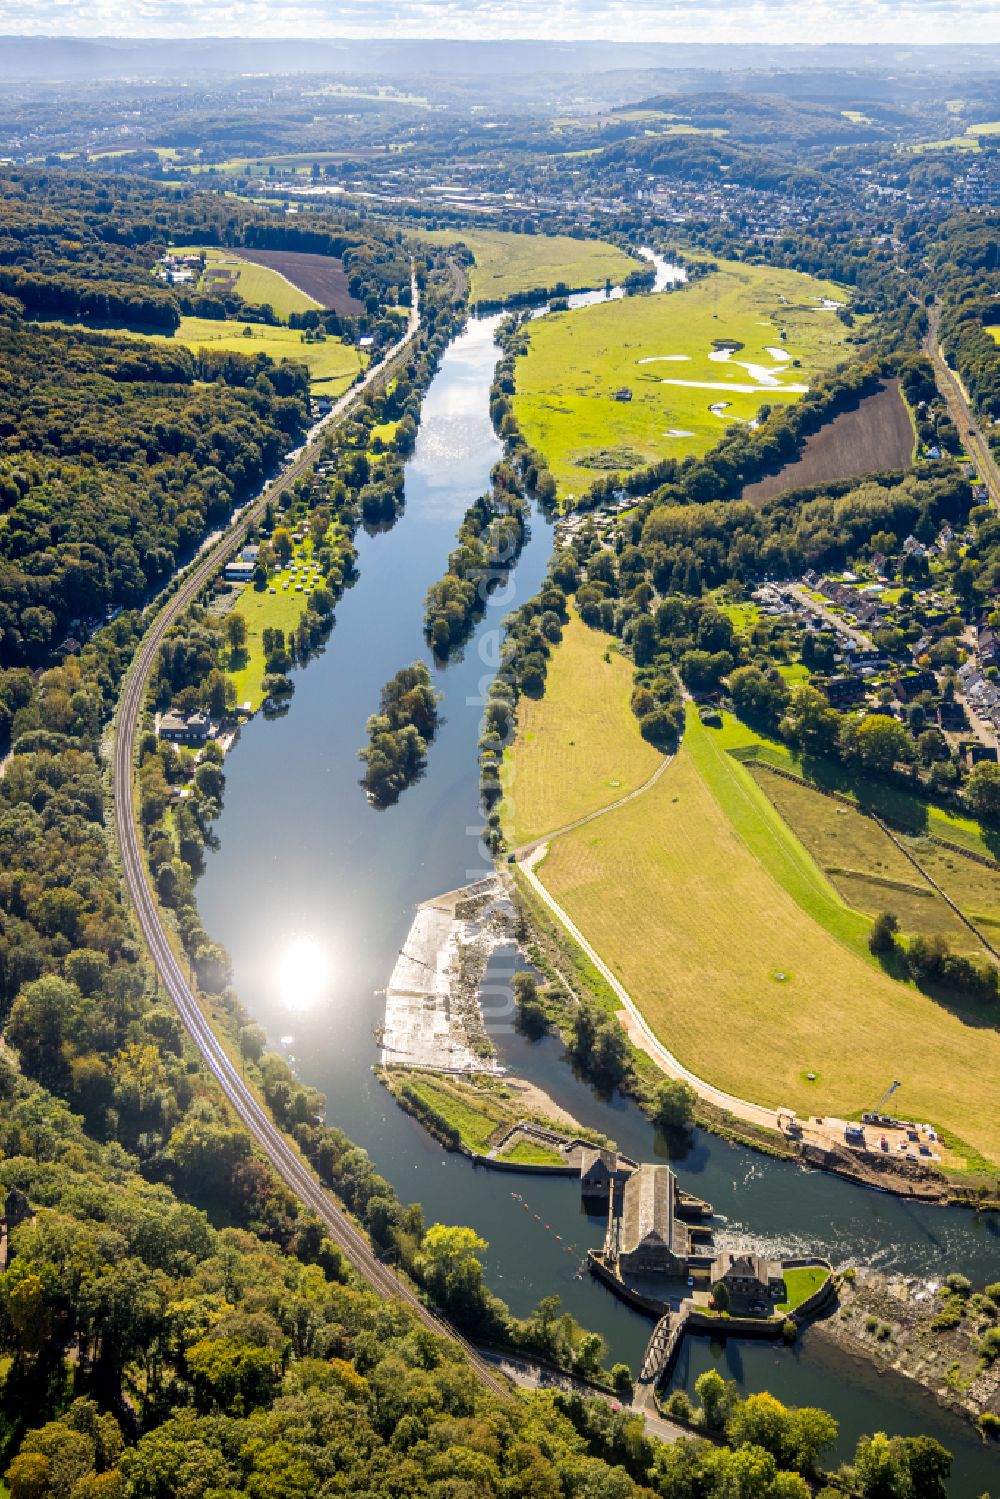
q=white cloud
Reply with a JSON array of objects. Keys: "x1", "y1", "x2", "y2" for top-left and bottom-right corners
[{"x1": 0, "y1": 0, "x2": 998, "y2": 44}]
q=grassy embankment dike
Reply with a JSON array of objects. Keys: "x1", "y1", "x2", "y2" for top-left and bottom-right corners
[
  {"x1": 378, "y1": 1068, "x2": 611, "y2": 1165},
  {"x1": 502, "y1": 618, "x2": 1000, "y2": 1173},
  {"x1": 419, "y1": 227, "x2": 640, "y2": 304},
  {"x1": 512, "y1": 257, "x2": 853, "y2": 495}
]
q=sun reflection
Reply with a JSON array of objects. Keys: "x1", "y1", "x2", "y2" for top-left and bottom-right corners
[{"x1": 276, "y1": 935, "x2": 330, "y2": 1013}]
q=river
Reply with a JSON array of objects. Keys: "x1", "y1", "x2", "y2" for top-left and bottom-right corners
[{"x1": 198, "y1": 277, "x2": 998, "y2": 1491}]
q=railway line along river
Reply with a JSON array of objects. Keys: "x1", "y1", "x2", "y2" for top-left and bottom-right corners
[{"x1": 197, "y1": 292, "x2": 999, "y2": 1491}]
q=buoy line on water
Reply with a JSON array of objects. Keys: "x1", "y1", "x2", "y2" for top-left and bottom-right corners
[{"x1": 510, "y1": 1191, "x2": 588, "y2": 1277}]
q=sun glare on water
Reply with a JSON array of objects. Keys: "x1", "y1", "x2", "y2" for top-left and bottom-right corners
[{"x1": 276, "y1": 936, "x2": 331, "y2": 1013}]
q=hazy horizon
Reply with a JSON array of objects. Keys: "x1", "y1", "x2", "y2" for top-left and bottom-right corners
[{"x1": 1, "y1": 0, "x2": 998, "y2": 47}]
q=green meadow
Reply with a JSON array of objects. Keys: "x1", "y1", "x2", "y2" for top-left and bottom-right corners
[
  {"x1": 418, "y1": 227, "x2": 639, "y2": 304},
  {"x1": 131, "y1": 317, "x2": 360, "y2": 394},
  {"x1": 512, "y1": 258, "x2": 852, "y2": 498}
]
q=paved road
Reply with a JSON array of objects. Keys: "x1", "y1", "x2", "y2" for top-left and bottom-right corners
[
  {"x1": 517, "y1": 845, "x2": 779, "y2": 1133},
  {"x1": 111, "y1": 280, "x2": 508, "y2": 1401},
  {"x1": 477, "y1": 1348, "x2": 687, "y2": 1444},
  {"x1": 924, "y1": 302, "x2": 1000, "y2": 510},
  {"x1": 784, "y1": 583, "x2": 873, "y2": 651}
]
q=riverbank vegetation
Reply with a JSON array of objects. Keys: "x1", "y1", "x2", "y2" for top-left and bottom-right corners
[
  {"x1": 359, "y1": 661, "x2": 440, "y2": 806},
  {"x1": 423, "y1": 458, "x2": 529, "y2": 656},
  {"x1": 419, "y1": 226, "x2": 642, "y2": 305},
  {"x1": 511, "y1": 257, "x2": 854, "y2": 495},
  {"x1": 379, "y1": 1065, "x2": 612, "y2": 1161},
  {"x1": 827, "y1": 1268, "x2": 1000, "y2": 1433}
]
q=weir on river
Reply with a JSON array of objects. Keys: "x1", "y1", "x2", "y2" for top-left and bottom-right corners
[{"x1": 198, "y1": 276, "x2": 999, "y2": 1491}]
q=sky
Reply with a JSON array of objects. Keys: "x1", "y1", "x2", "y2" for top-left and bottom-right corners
[{"x1": 1, "y1": 0, "x2": 999, "y2": 46}]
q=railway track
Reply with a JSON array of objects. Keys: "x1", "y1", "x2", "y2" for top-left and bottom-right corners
[
  {"x1": 924, "y1": 302, "x2": 1000, "y2": 510},
  {"x1": 110, "y1": 282, "x2": 508, "y2": 1400}
]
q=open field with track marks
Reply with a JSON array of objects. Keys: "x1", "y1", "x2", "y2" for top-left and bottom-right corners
[
  {"x1": 535, "y1": 707, "x2": 1000, "y2": 1165},
  {"x1": 749, "y1": 764, "x2": 1000, "y2": 957},
  {"x1": 512, "y1": 258, "x2": 852, "y2": 497},
  {"x1": 419, "y1": 228, "x2": 639, "y2": 304},
  {"x1": 230, "y1": 248, "x2": 367, "y2": 314},
  {"x1": 742, "y1": 379, "x2": 915, "y2": 503},
  {"x1": 171, "y1": 244, "x2": 321, "y2": 320},
  {"x1": 500, "y1": 611, "x2": 662, "y2": 846}
]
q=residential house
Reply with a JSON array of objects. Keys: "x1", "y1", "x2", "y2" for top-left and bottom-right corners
[
  {"x1": 158, "y1": 709, "x2": 211, "y2": 745},
  {"x1": 711, "y1": 1252, "x2": 785, "y2": 1312},
  {"x1": 820, "y1": 675, "x2": 865, "y2": 707}
]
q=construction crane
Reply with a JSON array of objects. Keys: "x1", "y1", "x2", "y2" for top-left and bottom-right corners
[{"x1": 869, "y1": 1080, "x2": 902, "y2": 1118}]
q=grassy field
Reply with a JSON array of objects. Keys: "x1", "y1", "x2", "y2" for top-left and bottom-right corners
[
  {"x1": 717, "y1": 713, "x2": 997, "y2": 861},
  {"x1": 223, "y1": 532, "x2": 346, "y2": 709},
  {"x1": 171, "y1": 244, "x2": 320, "y2": 320},
  {"x1": 135, "y1": 318, "x2": 360, "y2": 394},
  {"x1": 385, "y1": 1070, "x2": 575, "y2": 1161},
  {"x1": 775, "y1": 1265, "x2": 830, "y2": 1313},
  {"x1": 500, "y1": 610, "x2": 663, "y2": 846},
  {"x1": 512, "y1": 258, "x2": 852, "y2": 498},
  {"x1": 914, "y1": 120, "x2": 1000, "y2": 153},
  {"x1": 750, "y1": 765, "x2": 1000, "y2": 955},
  {"x1": 503, "y1": 1140, "x2": 565, "y2": 1166},
  {"x1": 404, "y1": 1074, "x2": 502, "y2": 1152},
  {"x1": 418, "y1": 228, "x2": 639, "y2": 304},
  {"x1": 536, "y1": 706, "x2": 1000, "y2": 1165}
]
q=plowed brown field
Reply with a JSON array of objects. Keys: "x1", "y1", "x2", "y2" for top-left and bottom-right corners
[
  {"x1": 743, "y1": 378, "x2": 914, "y2": 505},
  {"x1": 236, "y1": 248, "x2": 365, "y2": 314}
]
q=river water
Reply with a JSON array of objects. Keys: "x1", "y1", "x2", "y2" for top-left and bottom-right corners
[{"x1": 198, "y1": 283, "x2": 998, "y2": 1491}]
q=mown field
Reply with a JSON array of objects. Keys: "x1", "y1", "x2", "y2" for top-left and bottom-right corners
[
  {"x1": 741, "y1": 379, "x2": 915, "y2": 504},
  {"x1": 535, "y1": 706, "x2": 1000, "y2": 1166},
  {"x1": 512, "y1": 258, "x2": 852, "y2": 498},
  {"x1": 134, "y1": 317, "x2": 361, "y2": 393},
  {"x1": 500, "y1": 610, "x2": 663, "y2": 846},
  {"x1": 223, "y1": 530, "x2": 347, "y2": 709},
  {"x1": 418, "y1": 228, "x2": 639, "y2": 305},
  {"x1": 171, "y1": 244, "x2": 320, "y2": 320}
]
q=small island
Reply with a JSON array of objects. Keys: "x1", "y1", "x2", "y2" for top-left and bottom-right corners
[{"x1": 359, "y1": 660, "x2": 441, "y2": 806}]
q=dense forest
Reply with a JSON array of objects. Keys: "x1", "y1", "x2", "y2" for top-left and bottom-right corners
[
  {"x1": 0, "y1": 172, "x2": 413, "y2": 323},
  {"x1": 0, "y1": 299, "x2": 307, "y2": 668}
]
